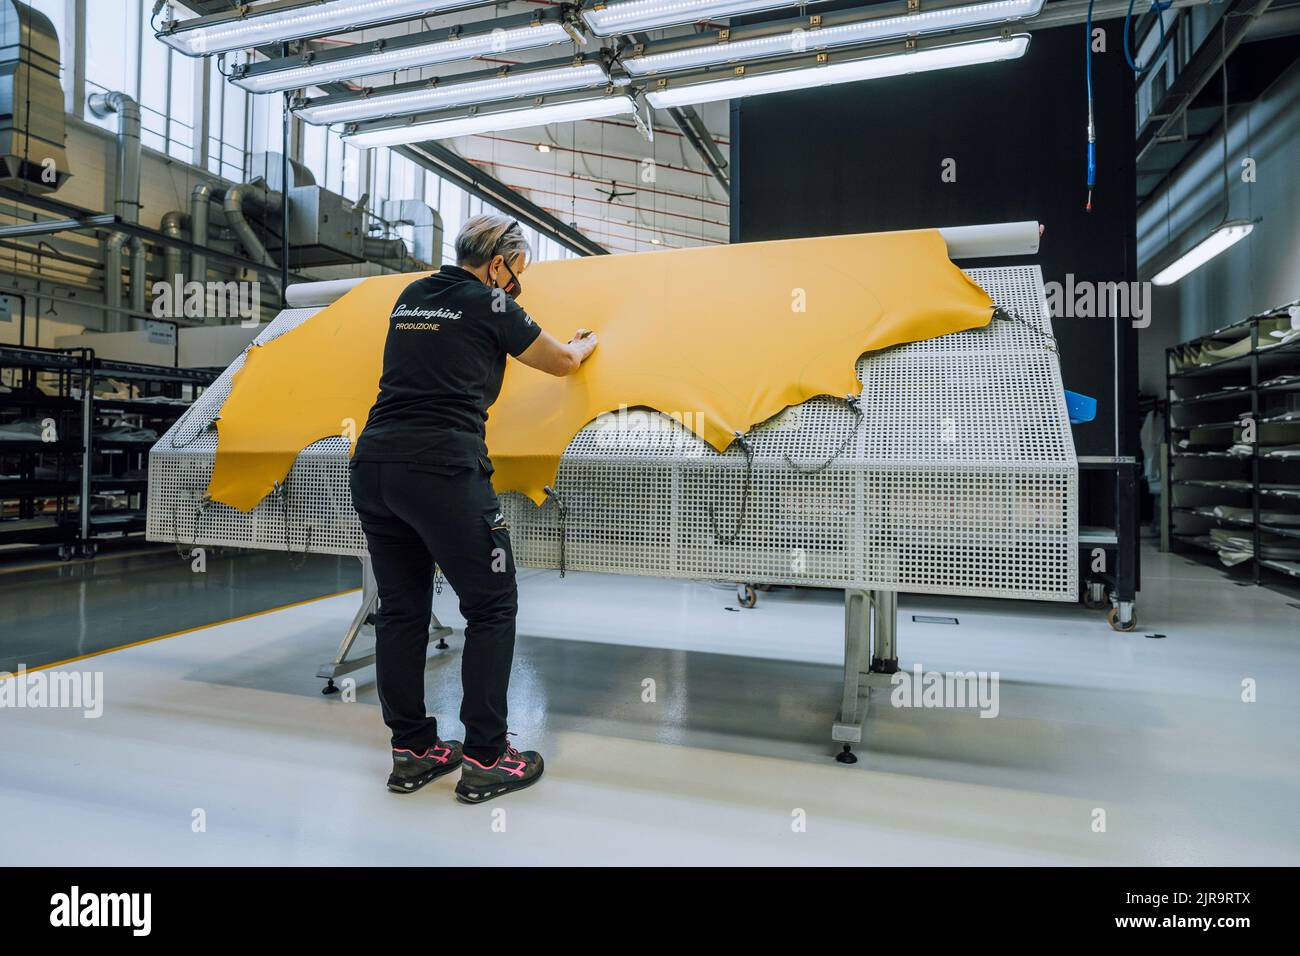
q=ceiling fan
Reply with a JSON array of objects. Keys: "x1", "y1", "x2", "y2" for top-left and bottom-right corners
[{"x1": 595, "y1": 179, "x2": 636, "y2": 204}]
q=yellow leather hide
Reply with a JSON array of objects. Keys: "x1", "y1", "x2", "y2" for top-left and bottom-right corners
[{"x1": 206, "y1": 228, "x2": 993, "y2": 511}]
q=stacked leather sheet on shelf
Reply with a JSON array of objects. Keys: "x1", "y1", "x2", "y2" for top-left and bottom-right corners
[{"x1": 1206, "y1": 528, "x2": 1300, "y2": 567}]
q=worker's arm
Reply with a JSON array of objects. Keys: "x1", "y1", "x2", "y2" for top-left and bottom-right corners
[{"x1": 515, "y1": 328, "x2": 598, "y2": 377}]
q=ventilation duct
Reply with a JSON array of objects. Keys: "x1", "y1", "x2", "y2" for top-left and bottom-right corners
[
  {"x1": 380, "y1": 199, "x2": 442, "y2": 268},
  {"x1": 249, "y1": 150, "x2": 315, "y2": 192},
  {"x1": 88, "y1": 89, "x2": 145, "y2": 331},
  {"x1": 220, "y1": 179, "x2": 283, "y2": 295},
  {"x1": 0, "y1": 0, "x2": 71, "y2": 192}
]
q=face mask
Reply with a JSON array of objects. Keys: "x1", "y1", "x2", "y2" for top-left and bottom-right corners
[{"x1": 493, "y1": 258, "x2": 523, "y2": 300}]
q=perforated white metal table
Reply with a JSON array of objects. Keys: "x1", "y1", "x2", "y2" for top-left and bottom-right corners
[{"x1": 148, "y1": 225, "x2": 1078, "y2": 760}]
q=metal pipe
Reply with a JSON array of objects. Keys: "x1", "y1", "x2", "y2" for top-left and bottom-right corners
[
  {"x1": 129, "y1": 236, "x2": 146, "y2": 315},
  {"x1": 102, "y1": 231, "x2": 129, "y2": 331},
  {"x1": 80, "y1": 351, "x2": 93, "y2": 548},
  {"x1": 88, "y1": 90, "x2": 146, "y2": 329},
  {"x1": 0, "y1": 214, "x2": 117, "y2": 238},
  {"x1": 86, "y1": 91, "x2": 142, "y2": 224},
  {"x1": 220, "y1": 182, "x2": 283, "y2": 294},
  {"x1": 189, "y1": 182, "x2": 213, "y2": 284},
  {"x1": 872, "y1": 590, "x2": 898, "y2": 667},
  {"x1": 363, "y1": 236, "x2": 425, "y2": 273},
  {"x1": 160, "y1": 209, "x2": 187, "y2": 290},
  {"x1": 280, "y1": 65, "x2": 291, "y2": 300}
]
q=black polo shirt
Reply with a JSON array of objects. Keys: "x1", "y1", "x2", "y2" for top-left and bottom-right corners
[{"x1": 353, "y1": 266, "x2": 542, "y2": 470}]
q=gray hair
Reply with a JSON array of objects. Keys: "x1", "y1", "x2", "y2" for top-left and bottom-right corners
[{"x1": 455, "y1": 214, "x2": 531, "y2": 268}]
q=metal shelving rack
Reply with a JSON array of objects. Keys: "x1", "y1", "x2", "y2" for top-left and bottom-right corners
[
  {"x1": 0, "y1": 345, "x2": 217, "y2": 560},
  {"x1": 0, "y1": 345, "x2": 87, "y2": 555},
  {"x1": 1164, "y1": 300, "x2": 1300, "y2": 590}
]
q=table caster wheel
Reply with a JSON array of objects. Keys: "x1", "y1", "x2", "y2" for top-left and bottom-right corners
[
  {"x1": 736, "y1": 583, "x2": 757, "y2": 608},
  {"x1": 321, "y1": 679, "x2": 340, "y2": 696},
  {"x1": 1108, "y1": 606, "x2": 1137, "y2": 632},
  {"x1": 1082, "y1": 581, "x2": 1108, "y2": 609},
  {"x1": 835, "y1": 745, "x2": 858, "y2": 765}
]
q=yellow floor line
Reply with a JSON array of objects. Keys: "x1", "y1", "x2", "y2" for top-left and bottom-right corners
[{"x1": 1, "y1": 587, "x2": 361, "y2": 678}]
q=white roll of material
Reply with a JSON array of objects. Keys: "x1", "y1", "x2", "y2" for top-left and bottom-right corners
[
  {"x1": 284, "y1": 277, "x2": 369, "y2": 308},
  {"x1": 937, "y1": 221, "x2": 1041, "y2": 260}
]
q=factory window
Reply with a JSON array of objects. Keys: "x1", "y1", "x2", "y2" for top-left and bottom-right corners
[
  {"x1": 536, "y1": 235, "x2": 569, "y2": 263},
  {"x1": 138, "y1": 15, "x2": 167, "y2": 153},
  {"x1": 248, "y1": 92, "x2": 285, "y2": 160},
  {"x1": 372, "y1": 148, "x2": 390, "y2": 203},
  {"x1": 342, "y1": 142, "x2": 362, "y2": 200},
  {"x1": 84, "y1": 0, "x2": 138, "y2": 130},
  {"x1": 137, "y1": 14, "x2": 196, "y2": 164},
  {"x1": 390, "y1": 154, "x2": 421, "y2": 204},
  {"x1": 207, "y1": 59, "x2": 249, "y2": 182},
  {"x1": 301, "y1": 123, "x2": 327, "y2": 185},
  {"x1": 323, "y1": 131, "x2": 360, "y2": 200},
  {"x1": 167, "y1": 54, "x2": 196, "y2": 165},
  {"x1": 437, "y1": 181, "x2": 467, "y2": 265}
]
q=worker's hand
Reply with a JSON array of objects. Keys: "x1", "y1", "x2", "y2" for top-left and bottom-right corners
[{"x1": 570, "y1": 328, "x2": 598, "y2": 362}]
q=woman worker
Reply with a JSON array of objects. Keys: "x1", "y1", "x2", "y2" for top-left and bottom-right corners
[{"x1": 350, "y1": 214, "x2": 598, "y2": 803}]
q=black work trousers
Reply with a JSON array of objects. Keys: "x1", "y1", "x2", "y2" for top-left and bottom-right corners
[{"x1": 349, "y1": 459, "x2": 517, "y2": 762}]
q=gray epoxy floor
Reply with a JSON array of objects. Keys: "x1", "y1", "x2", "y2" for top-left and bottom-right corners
[
  {"x1": 1, "y1": 547, "x2": 1297, "y2": 865},
  {"x1": 0, "y1": 549, "x2": 359, "y2": 672}
]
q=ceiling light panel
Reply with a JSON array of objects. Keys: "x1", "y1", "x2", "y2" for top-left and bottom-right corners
[
  {"x1": 582, "y1": 0, "x2": 830, "y2": 38},
  {"x1": 623, "y1": 0, "x2": 1045, "y2": 75},
  {"x1": 296, "y1": 61, "x2": 612, "y2": 125},
  {"x1": 159, "y1": 0, "x2": 493, "y2": 56},
  {"x1": 342, "y1": 91, "x2": 638, "y2": 147},
  {"x1": 230, "y1": 15, "x2": 573, "y2": 94},
  {"x1": 644, "y1": 33, "x2": 1030, "y2": 108}
]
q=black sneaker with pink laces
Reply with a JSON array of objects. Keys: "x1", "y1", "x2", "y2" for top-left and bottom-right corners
[
  {"x1": 387, "y1": 740, "x2": 463, "y2": 794},
  {"x1": 455, "y1": 738, "x2": 544, "y2": 804}
]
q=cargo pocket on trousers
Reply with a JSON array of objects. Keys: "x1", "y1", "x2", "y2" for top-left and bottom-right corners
[{"x1": 483, "y1": 508, "x2": 515, "y2": 576}]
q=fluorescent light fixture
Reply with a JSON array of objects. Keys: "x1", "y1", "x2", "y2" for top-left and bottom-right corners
[
  {"x1": 1151, "y1": 220, "x2": 1254, "y2": 286},
  {"x1": 296, "y1": 61, "x2": 611, "y2": 125},
  {"x1": 583, "y1": 0, "x2": 829, "y2": 37},
  {"x1": 231, "y1": 15, "x2": 572, "y2": 94},
  {"x1": 645, "y1": 33, "x2": 1030, "y2": 108},
  {"x1": 159, "y1": 0, "x2": 490, "y2": 57},
  {"x1": 342, "y1": 91, "x2": 637, "y2": 147},
  {"x1": 623, "y1": 0, "x2": 1045, "y2": 76}
]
